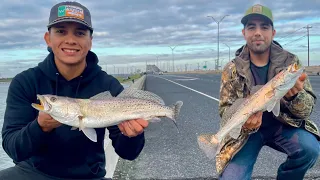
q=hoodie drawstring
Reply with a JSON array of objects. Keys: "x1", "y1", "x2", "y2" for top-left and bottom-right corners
[
  {"x1": 55, "y1": 73, "x2": 82, "y2": 98},
  {"x1": 75, "y1": 76, "x2": 82, "y2": 98},
  {"x1": 55, "y1": 73, "x2": 59, "y2": 96}
]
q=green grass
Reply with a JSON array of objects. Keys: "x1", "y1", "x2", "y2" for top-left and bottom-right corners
[
  {"x1": 115, "y1": 73, "x2": 142, "y2": 83},
  {"x1": 0, "y1": 78, "x2": 12, "y2": 82}
]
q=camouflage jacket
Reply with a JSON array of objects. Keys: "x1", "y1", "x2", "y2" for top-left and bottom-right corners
[{"x1": 216, "y1": 41, "x2": 319, "y2": 175}]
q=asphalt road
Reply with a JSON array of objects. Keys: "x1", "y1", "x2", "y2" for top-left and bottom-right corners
[{"x1": 112, "y1": 74, "x2": 320, "y2": 180}]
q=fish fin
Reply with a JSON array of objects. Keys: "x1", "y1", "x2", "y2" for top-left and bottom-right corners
[
  {"x1": 250, "y1": 85, "x2": 264, "y2": 95},
  {"x1": 82, "y1": 128, "x2": 97, "y2": 142},
  {"x1": 266, "y1": 100, "x2": 277, "y2": 112},
  {"x1": 78, "y1": 116, "x2": 85, "y2": 131},
  {"x1": 272, "y1": 101, "x2": 281, "y2": 117},
  {"x1": 90, "y1": 91, "x2": 114, "y2": 100},
  {"x1": 171, "y1": 101, "x2": 183, "y2": 121},
  {"x1": 169, "y1": 101, "x2": 183, "y2": 133},
  {"x1": 148, "y1": 117, "x2": 162, "y2": 122},
  {"x1": 117, "y1": 88, "x2": 165, "y2": 105},
  {"x1": 197, "y1": 134, "x2": 219, "y2": 160},
  {"x1": 71, "y1": 127, "x2": 78, "y2": 130},
  {"x1": 222, "y1": 98, "x2": 245, "y2": 122},
  {"x1": 229, "y1": 125, "x2": 242, "y2": 139}
]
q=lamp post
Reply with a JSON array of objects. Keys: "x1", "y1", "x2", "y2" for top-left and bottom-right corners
[
  {"x1": 112, "y1": 65, "x2": 116, "y2": 75},
  {"x1": 222, "y1": 43, "x2": 230, "y2": 62},
  {"x1": 303, "y1": 25, "x2": 312, "y2": 66},
  {"x1": 207, "y1": 15, "x2": 229, "y2": 70},
  {"x1": 169, "y1": 46, "x2": 177, "y2": 72}
]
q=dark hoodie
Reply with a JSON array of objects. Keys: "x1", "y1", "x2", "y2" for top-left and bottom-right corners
[{"x1": 1, "y1": 50, "x2": 145, "y2": 179}]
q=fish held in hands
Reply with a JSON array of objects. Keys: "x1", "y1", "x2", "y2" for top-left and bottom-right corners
[
  {"x1": 197, "y1": 63, "x2": 304, "y2": 159},
  {"x1": 32, "y1": 88, "x2": 183, "y2": 142}
]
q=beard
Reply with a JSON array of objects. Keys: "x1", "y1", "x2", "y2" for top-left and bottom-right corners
[{"x1": 247, "y1": 40, "x2": 271, "y2": 54}]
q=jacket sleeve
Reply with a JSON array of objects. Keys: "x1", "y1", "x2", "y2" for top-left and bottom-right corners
[
  {"x1": 218, "y1": 63, "x2": 259, "y2": 134},
  {"x1": 106, "y1": 77, "x2": 145, "y2": 160},
  {"x1": 218, "y1": 63, "x2": 239, "y2": 125},
  {"x1": 282, "y1": 56, "x2": 317, "y2": 119},
  {"x1": 1, "y1": 76, "x2": 51, "y2": 162}
]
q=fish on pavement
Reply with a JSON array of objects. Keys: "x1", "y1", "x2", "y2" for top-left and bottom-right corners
[
  {"x1": 31, "y1": 87, "x2": 183, "y2": 142},
  {"x1": 197, "y1": 62, "x2": 304, "y2": 160}
]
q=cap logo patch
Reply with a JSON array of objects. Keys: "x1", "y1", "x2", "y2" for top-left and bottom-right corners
[
  {"x1": 58, "y1": 5, "x2": 84, "y2": 20},
  {"x1": 252, "y1": 5, "x2": 263, "y2": 14}
]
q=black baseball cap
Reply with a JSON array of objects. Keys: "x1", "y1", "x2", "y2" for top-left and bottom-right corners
[{"x1": 47, "y1": 1, "x2": 93, "y2": 31}]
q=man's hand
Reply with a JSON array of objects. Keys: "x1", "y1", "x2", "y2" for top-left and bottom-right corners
[
  {"x1": 37, "y1": 112, "x2": 62, "y2": 132},
  {"x1": 118, "y1": 119, "x2": 149, "y2": 138},
  {"x1": 243, "y1": 111, "x2": 262, "y2": 130},
  {"x1": 285, "y1": 72, "x2": 307, "y2": 99}
]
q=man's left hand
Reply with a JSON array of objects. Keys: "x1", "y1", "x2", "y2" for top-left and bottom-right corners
[
  {"x1": 285, "y1": 72, "x2": 307, "y2": 99},
  {"x1": 118, "y1": 119, "x2": 149, "y2": 138}
]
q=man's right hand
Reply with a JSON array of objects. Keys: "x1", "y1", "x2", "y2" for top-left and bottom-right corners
[
  {"x1": 37, "y1": 112, "x2": 62, "y2": 132},
  {"x1": 243, "y1": 111, "x2": 263, "y2": 130}
]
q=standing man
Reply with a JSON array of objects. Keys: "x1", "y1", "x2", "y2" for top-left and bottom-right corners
[
  {"x1": 1, "y1": 1, "x2": 148, "y2": 180},
  {"x1": 216, "y1": 4, "x2": 319, "y2": 180}
]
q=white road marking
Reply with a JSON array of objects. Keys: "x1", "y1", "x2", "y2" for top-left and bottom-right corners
[
  {"x1": 175, "y1": 78, "x2": 198, "y2": 81},
  {"x1": 162, "y1": 75, "x2": 199, "y2": 79},
  {"x1": 156, "y1": 76, "x2": 220, "y2": 102}
]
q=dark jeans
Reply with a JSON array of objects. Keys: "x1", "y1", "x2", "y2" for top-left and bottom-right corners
[
  {"x1": 219, "y1": 123, "x2": 320, "y2": 180},
  {"x1": 0, "y1": 161, "x2": 111, "y2": 180}
]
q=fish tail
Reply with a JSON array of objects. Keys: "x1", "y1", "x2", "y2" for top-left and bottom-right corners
[
  {"x1": 197, "y1": 134, "x2": 219, "y2": 160},
  {"x1": 173, "y1": 101, "x2": 183, "y2": 121},
  {"x1": 169, "y1": 101, "x2": 183, "y2": 132}
]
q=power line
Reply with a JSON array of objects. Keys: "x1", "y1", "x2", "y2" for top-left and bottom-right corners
[
  {"x1": 283, "y1": 35, "x2": 307, "y2": 46},
  {"x1": 278, "y1": 27, "x2": 304, "y2": 41}
]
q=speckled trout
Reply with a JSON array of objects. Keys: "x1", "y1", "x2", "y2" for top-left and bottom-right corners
[
  {"x1": 31, "y1": 88, "x2": 183, "y2": 142},
  {"x1": 197, "y1": 62, "x2": 304, "y2": 159}
]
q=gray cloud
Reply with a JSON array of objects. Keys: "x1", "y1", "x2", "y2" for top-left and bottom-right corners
[
  {"x1": 1, "y1": 0, "x2": 319, "y2": 49},
  {"x1": 0, "y1": 0, "x2": 319, "y2": 77}
]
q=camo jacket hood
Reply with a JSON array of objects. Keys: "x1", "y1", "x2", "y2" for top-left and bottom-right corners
[{"x1": 216, "y1": 40, "x2": 319, "y2": 175}]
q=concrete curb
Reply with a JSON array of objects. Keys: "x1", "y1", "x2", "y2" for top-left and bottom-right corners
[
  {"x1": 104, "y1": 75, "x2": 146, "y2": 178},
  {"x1": 130, "y1": 75, "x2": 146, "y2": 90}
]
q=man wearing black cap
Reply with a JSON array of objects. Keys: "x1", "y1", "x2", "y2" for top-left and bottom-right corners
[
  {"x1": 0, "y1": 1, "x2": 147, "y2": 180},
  {"x1": 215, "y1": 4, "x2": 320, "y2": 180}
]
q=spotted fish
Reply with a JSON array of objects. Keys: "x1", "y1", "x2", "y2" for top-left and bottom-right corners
[
  {"x1": 32, "y1": 88, "x2": 183, "y2": 142},
  {"x1": 197, "y1": 62, "x2": 304, "y2": 160}
]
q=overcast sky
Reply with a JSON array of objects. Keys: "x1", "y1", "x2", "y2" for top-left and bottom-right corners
[{"x1": 0, "y1": 0, "x2": 319, "y2": 77}]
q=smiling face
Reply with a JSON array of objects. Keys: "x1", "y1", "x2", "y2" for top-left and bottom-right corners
[
  {"x1": 242, "y1": 16, "x2": 276, "y2": 55},
  {"x1": 44, "y1": 22, "x2": 93, "y2": 66}
]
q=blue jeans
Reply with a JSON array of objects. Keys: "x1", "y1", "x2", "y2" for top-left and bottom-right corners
[{"x1": 219, "y1": 123, "x2": 320, "y2": 180}]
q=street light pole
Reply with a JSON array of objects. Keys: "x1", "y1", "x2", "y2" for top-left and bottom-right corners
[
  {"x1": 207, "y1": 15, "x2": 229, "y2": 70},
  {"x1": 112, "y1": 65, "x2": 116, "y2": 75},
  {"x1": 222, "y1": 43, "x2": 230, "y2": 62},
  {"x1": 156, "y1": 55, "x2": 160, "y2": 67},
  {"x1": 169, "y1": 46, "x2": 177, "y2": 72},
  {"x1": 304, "y1": 25, "x2": 312, "y2": 66}
]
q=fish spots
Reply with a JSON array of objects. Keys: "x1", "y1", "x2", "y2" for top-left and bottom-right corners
[{"x1": 265, "y1": 90, "x2": 274, "y2": 98}]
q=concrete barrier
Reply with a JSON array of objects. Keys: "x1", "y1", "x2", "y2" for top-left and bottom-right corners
[{"x1": 104, "y1": 75, "x2": 146, "y2": 178}]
